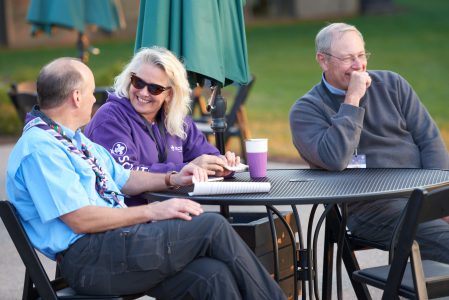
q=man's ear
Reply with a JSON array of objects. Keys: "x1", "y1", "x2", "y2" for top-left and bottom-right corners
[
  {"x1": 72, "y1": 89, "x2": 81, "y2": 108},
  {"x1": 316, "y1": 52, "x2": 328, "y2": 71}
]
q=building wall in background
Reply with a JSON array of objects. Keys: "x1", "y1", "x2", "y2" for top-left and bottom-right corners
[
  {"x1": 295, "y1": 0, "x2": 359, "y2": 20},
  {"x1": 1, "y1": 0, "x2": 360, "y2": 49},
  {"x1": 245, "y1": 0, "x2": 359, "y2": 20}
]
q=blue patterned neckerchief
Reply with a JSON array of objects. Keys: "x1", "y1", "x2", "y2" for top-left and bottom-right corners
[{"x1": 24, "y1": 114, "x2": 126, "y2": 208}]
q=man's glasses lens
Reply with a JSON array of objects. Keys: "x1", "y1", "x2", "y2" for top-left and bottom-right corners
[
  {"x1": 130, "y1": 73, "x2": 170, "y2": 96},
  {"x1": 323, "y1": 52, "x2": 371, "y2": 65}
]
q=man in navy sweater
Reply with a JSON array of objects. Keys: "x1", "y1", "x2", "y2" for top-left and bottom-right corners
[{"x1": 290, "y1": 22, "x2": 449, "y2": 263}]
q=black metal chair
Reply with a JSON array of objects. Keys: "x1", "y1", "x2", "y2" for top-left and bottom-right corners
[
  {"x1": 0, "y1": 200, "x2": 142, "y2": 300},
  {"x1": 194, "y1": 76, "x2": 255, "y2": 160},
  {"x1": 91, "y1": 86, "x2": 111, "y2": 115},
  {"x1": 8, "y1": 82, "x2": 38, "y2": 124},
  {"x1": 321, "y1": 205, "x2": 390, "y2": 300},
  {"x1": 8, "y1": 83, "x2": 111, "y2": 124},
  {"x1": 352, "y1": 186, "x2": 449, "y2": 299}
]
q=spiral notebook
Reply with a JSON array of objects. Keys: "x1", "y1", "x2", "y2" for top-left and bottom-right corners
[{"x1": 189, "y1": 181, "x2": 271, "y2": 196}]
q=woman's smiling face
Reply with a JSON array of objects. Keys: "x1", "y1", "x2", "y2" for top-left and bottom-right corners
[{"x1": 129, "y1": 63, "x2": 172, "y2": 122}]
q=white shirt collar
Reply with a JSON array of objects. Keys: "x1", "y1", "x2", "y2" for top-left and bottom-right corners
[{"x1": 322, "y1": 73, "x2": 346, "y2": 96}]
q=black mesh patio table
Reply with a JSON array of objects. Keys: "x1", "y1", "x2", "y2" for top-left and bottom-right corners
[
  {"x1": 148, "y1": 168, "x2": 449, "y2": 205},
  {"x1": 145, "y1": 168, "x2": 449, "y2": 300}
]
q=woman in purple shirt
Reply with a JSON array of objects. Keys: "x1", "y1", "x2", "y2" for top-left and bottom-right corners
[{"x1": 85, "y1": 47, "x2": 239, "y2": 203}]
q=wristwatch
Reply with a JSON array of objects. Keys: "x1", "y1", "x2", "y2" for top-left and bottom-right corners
[{"x1": 165, "y1": 171, "x2": 180, "y2": 190}]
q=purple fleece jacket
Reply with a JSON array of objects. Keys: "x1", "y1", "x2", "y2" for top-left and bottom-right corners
[{"x1": 84, "y1": 93, "x2": 220, "y2": 174}]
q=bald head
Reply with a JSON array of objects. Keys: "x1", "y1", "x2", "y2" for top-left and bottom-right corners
[{"x1": 36, "y1": 58, "x2": 91, "y2": 109}]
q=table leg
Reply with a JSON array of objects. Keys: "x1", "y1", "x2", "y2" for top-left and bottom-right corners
[
  {"x1": 266, "y1": 207, "x2": 280, "y2": 282},
  {"x1": 266, "y1": 206, "x2": 300, "y2": 300},
  {"x1": 312, "y1": 204, "x2": 337, "y2": 300},
  {"x1": 307, "y1": 204, "x2": 320, "y2": 300},
  {"x1": 336, "y1": 204, "x2": 348, "y2": 300},
  {"x1": 292, "y1": 205, "x2": 308, "y2": 300},
  {"x1": 322, "y1": 219, "x2": 334, "y2": 300},
  {"x1": 220, "y1": 205, "x2": 231, "y2": 220}
]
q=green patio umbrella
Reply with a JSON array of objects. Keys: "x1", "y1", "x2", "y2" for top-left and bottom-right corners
[
  {"x1": 134, "y1": 0, "x2": 250, "y2": 87},
  {"x1": 27, "y1": 0, "x2": 125, "y2": 63}
]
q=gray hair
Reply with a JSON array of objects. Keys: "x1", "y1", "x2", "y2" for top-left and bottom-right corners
[
  {"x1": 113, "y1": 47, "x2": 191, "y2": 139},
  {"x1": 36, "y1": 57, "x2": 83, "y2": 109},
  {"x1": 315, "y1": 23, "x2": 365, "y2": 54}
]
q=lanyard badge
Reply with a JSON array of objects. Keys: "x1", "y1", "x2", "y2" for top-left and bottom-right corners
[{"x1": 347, "y1": 149, "x2": 367, "y2": 169}]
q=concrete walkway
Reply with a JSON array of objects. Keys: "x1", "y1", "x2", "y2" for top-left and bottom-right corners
[{"x1": 0, "y1": 143, "x2": 385, "y2": 299}]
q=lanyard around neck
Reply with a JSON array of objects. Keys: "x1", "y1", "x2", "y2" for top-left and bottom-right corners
[
  {"x1": 26, "y1": 109, "x2": 126, "y2": 207},
  {"x1": 141, "y1": 116, "x2": 168, "y2": 163}
]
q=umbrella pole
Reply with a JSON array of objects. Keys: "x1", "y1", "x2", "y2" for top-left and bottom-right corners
[
  {"x1": 208, "y1": 85, "x2": 231, "y2": 220},
  {"x1": 208, "y1": 85, "x2": 227, "y2": 154}
]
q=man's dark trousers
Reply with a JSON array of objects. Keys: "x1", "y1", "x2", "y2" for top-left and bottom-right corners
[{"x1": 61, "y1": 212, "x2": 286, "y2": 300}]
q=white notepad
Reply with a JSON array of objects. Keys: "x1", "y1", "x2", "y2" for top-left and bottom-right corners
[
  {"x1": 223, "y1": 163, "x2": 248, "y2": 172},
  {"x1": 189, "y1": 181, "x2": 271, "y2": 196}
]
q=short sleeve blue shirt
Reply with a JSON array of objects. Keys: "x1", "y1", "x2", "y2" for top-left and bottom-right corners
[{"x1": 6, "y1": 123, "x2": 130, "y2": 260}]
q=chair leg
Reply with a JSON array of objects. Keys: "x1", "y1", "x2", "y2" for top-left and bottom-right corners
[
  {"x1": 323, "y1": 207, "x2": 372, "y2": 300},
  {"x1": 22, "y1": 270, "x2": 38, "y2": 300},
  {"x1": 198, "y1": 96, "x2": 209, "y2": 115},
  {"x1": 235, "y1": 107, "x2": 250, "y2": 161},
  {"x1": 410, "y1": 241, "x2": 428, "y2": 299},
  {"x1": 237, "y1": 106, "x2": 251, "y2": 141},
  {"x1": 341, "y1": 236, "x2": 372, "y2": 300}
]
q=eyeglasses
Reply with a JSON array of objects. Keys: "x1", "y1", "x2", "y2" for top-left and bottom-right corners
[
  {"x1": 130, "y1": 73, "x2": 171, "y2": 96},
  {"x1": 322, "y1": 52, "x2": 371, "y2": 65}
]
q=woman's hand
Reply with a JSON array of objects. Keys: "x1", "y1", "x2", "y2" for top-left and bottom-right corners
[
  {"x1": 214, "y1": 151, "x2": 241, "y2": 177},
  {"x1": 173, "y1": 162, "x2": 208, "y2": 186},
  {"x1": 222, "y1": 151, "x2": 240, "y2": 167},
  {"x1": 190, "y1": 152, "x2": 240, "y2": 177},
  {"x1": 190, "y1": 154, "x2": 226, "y2": 175}
]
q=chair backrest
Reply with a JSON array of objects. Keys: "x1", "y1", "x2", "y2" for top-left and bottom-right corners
[
  {"x1": 191, "y1": 75, "x2": 255, "y2": 126},
  {"x1": 92, "y1": 86, "x2": 112, "y2": 116},
  {"x1": 93, "y1": 86, "x2": 111, "y2": 107},
  {"x1": 225, "y1": 75, "x2": 255, "y2": 128},
  {"x1": 0, "y1": 200, "x2": 142, "y2": 299},
  {"x1": 0, "y1": 200, "x2": 59, "y2": 299},
  {"x1": 382, "y1": 185, "x2": 449, "y2": 298},
  {"x1": 8, "y1": 82, "x2": 38, "y2": 124},
  {"x1": 8, "y1": 83, "x2": 111, "y2": 123}
]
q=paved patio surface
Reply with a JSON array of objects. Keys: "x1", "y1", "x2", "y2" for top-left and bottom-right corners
[{"x1": 0, "y1": 143, "x2": 385, "y2": 299}]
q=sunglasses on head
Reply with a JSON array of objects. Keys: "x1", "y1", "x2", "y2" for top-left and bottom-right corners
[{"x1": 130, "y1": 72, "x2": 171, "y2": 96}]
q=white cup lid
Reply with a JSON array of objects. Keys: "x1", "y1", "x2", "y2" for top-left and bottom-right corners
[{"x1": 245, "y1": 138, "x2": 268, "y2": 152}]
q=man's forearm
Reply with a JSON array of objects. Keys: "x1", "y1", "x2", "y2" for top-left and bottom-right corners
[
  {"x1": 121, "y1": 170, "x2": 167, "y2": 195},
  {"x1": 60, "y1": 205, "x2": 152, "y2": 234}
]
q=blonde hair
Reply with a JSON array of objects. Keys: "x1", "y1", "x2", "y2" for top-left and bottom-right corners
[{"x1": 113, "y1": 47, "x2": 192, "y2": 139}]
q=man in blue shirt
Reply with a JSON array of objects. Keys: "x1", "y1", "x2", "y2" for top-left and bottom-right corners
[{"x1": 6, "y1": 57, "x2": 286, "y2": 300}]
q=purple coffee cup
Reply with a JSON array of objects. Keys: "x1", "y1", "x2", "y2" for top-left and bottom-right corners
[{"x1": 245, "y1": 139, "x2": 268, "y2": 178}]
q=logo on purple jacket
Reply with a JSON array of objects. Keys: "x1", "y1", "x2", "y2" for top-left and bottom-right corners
[
  {"x1": 111, "y1": 142, "x2": 128, "y2": 156},
  {"x1": 170, "y1": 145, "x2": 183, "y2": 152}
]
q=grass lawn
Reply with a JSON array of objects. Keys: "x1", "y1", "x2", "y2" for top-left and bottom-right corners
[
  {"x1": 245, "y1": 0, "x2": 449, "y2": 161},
  {"x1": 1, "y1": 0, "x2": 448, "y2": 162}
]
